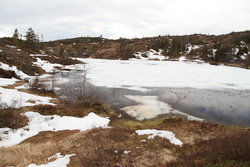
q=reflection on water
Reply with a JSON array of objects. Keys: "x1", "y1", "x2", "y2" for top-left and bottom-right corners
[
  {"x1": 55, "y1": 71, "x2": 250, "y2": 127},
  {"x1": 154, "y1": 88, "x2": 250, "y2": 127}
]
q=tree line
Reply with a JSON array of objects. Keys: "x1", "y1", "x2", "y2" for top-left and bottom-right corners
[{"x1": 12, "y1": 28, "x2": 43, "y2": 52}]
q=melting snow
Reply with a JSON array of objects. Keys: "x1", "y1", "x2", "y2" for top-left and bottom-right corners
[
  {"x1": 0, "y1": 77, "x2": 20, "y2": 86},
  {"x1": 0, "y1": 87, "x2": 54, "y2": 108},
  {"x1": 28, "y1": 153, "x2": 76, "y2": 167},
  {"x1": 0, "y1": 62, "x2": 30, "y2": 79},
  {"x1": 134, "y1": 49, "x2": 167, "y2": 60},
  {"x1": 0, "y1": 112, "x2": 110, "y2": 147},
  {"x1": 33, "y1": 57, "x2": 62, "y2": 73},
  {"x1": 136, "y1": 129, "x2": 183, "y2": 146}
]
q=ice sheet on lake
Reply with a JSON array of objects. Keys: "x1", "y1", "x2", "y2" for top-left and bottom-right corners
[
  {"x1": 120, "y1": 95, "x2": 204, "y2": 121},
  {"x1": 77, "y1": 58, "x2": 250, "y2": 91}
]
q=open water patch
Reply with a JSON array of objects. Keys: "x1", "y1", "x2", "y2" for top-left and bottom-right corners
[{"x1": 54, "y1": 70, "x2": 250, "y2": 127}]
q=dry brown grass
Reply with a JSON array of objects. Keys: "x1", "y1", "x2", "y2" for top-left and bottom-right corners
[
  {"x1": 0, "y1": 108, "x2": 28, "y2": 129},
  {"x1": 2, "y1": 81, "x2": 26, "y2": 89},
  {"x1": 1, "y1": 105, "x2": 249, "y2": 167},
  {"x1": 18, "y1": 88, "x2": 57, "y2": 98},
  {"x1": 0, "y1": 141, "x2": 58, "y2": 167},
  {"x1": 168, "y1": 129, "x2": 250, "y2": 167},
  {"x1": 1, "y1": 117, "x2": 249, "y2": 167},
  {"x1": 30, "y1": 103, "x2": 116, "y2": 118}
]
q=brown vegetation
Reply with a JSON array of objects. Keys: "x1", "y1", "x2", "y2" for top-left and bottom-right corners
[
  {"x1": 1, "y1": 31, "x2": 250, "y2": 166},
  {"x1": 0, "y1": 108, "x2": 28, "y2": 129},
  {"x1": 30, "y1": 103, "x2": 116, "y2": 118},
  {"x1": 1, "y1": 112, "x2": 249, "y2": 166}
]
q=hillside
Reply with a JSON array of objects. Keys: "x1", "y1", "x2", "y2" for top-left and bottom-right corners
[
  {"x1": 0, "y1": 31, "x2": 250, "y2": 166},
  {"x1": 44, "y1": 31, "x2": 250, "y2": 66},
  {"x1": 1, "y1": 31, "x2": 250, "y2": 78}
]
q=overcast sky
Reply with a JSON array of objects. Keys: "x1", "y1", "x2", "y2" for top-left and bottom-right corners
[{"x1": 1, "y1": 0, "x2": 250, "y2": 41}]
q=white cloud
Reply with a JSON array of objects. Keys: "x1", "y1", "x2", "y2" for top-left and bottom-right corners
[{"x1": 0, "y1": 0, "x2": 249, "y2": 41}]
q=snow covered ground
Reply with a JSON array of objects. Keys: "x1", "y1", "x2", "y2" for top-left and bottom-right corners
[
  {"x1": 0, "y1": 62, "x2": 30, "y2": 79},
  {"x1": 0, "y1": 77, "x2": 19, "y2": 86},
  {"x1": 134, "y1": 49, "x2": 167, "y2": 60},
  {"x1": 32, "y1": 57, "x2": 63, "y2": 73},
  {"x1": 0, "y1": 112, "x2": 110, "y2": 147},
  {"x1": 28, "y1": 153, "x2": 76, "y2": 167},
  {"x1": 0, "y1": 87, "x2": 55, "y2": 108}
]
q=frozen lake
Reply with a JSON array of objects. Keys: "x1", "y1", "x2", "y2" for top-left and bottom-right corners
[{"x1": 57, "y1": 58, "x2": 250, "y2": 127}]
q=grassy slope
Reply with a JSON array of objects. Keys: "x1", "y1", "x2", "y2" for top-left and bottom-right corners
[{"x1": 1, "y1": 100, "x2": 249, "y2": 166}]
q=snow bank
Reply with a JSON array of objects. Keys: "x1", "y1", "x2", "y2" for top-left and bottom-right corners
[
  {"x1": 28, "y1": 153, "x2": 76, "y2": 167},
  {"x1": 0, "y1": 112, "x2": 110, "y2": 147},
  {"x1": 0, "y1": 87, "x2": 54, "y2": 108},
  {"x1": 33, "y1": 57, "x2": 62, "y2": 73},
  {"x1": 78, "y1": 58, "x2": 250, "y2": 91},
  {"x1": 0, "y1": 78, "x2": 19, "y2": 86},
  {"x1": 136, "y1": 129, "x2": 183, "y2": 146},
  {"x1": 187, "y1": 44, "x2": 203, "y2": 54},
  {"x1": 0, "y1": 62, "x2": 30, "y2": 79},
  {"x1": 134, "y1": 49, "x2": 167, "y2": 60}
]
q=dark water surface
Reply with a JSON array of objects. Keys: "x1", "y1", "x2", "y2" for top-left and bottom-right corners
[{"x1": 55, "y1": 71, "x2": 250, "y2": 127}]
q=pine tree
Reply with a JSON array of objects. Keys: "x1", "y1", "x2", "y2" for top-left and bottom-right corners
[
  {"x1": 13, "y1": 28, "x2": 19, "y2": 39},
  {"x1": 25, "y1": 28, "x2": 39, "y2": 51}
]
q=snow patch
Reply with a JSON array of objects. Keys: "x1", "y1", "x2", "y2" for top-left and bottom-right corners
[
  {"x1": 6, "y1": 45, "x2": 17, "y2": 49},
  {"x1": 134, "y1": 49, "x2": 167, "y2": 61},
  {"x1": 33, "y1": 57, "x2": 62, "y2": 73},
  {"x1": 0, "y1": 87, "x2": 54, "y2": 108},
  {"x1": 123, "y1": 151, "x2": 131, "y2": 154},
  {"x1": 0, "y1": 78, "x2": 20, "y2": 86},
  {"x1": 0, "y1": 62, "x2": 30, "y2": 79},
  {"x1": 0, "y1": 112, "x2": 110, "y2": 147},
  {"x1": 28, "y1": 153, "x2": 76, "y2": 167},
  {"x1": 136, "y1": 129, "x2": 183, "y2": 146},
  {"x1": 187, "y1": 44, "x2": 203, "y2": 54}
]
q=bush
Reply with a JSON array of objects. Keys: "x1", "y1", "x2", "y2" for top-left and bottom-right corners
[
  {"x1": 0, "y1": 68, "x2": 20, "y2": 79},
  {"x1": 27, "y1": 77, "x2": 47, "y2": 90},
  {"x1": 0, "y1": 108, "x2": 28, "y2": 129},
  {"x1": 168, "y1": 130, "x2": 250, "y2": 166},
  {"x1": 31, "y1": 105, "x2": 58, "y2": 115}
]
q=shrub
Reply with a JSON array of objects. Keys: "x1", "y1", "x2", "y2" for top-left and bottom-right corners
[
  {"x1": 27, "y1": 77, "x2": 46, "y2": 90},
  {"x1": 0, "y1": 108, "x2": 28, "y2": 129},
  {"x1": 0, "y1": 68, "x2": 20, "y2": 79},
  {"x1": 168, "y1": 130, "x2": 250, "y2": 166},
  {"x1": 31, "y1": 104, "x2": 58, "y2": 115}
]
